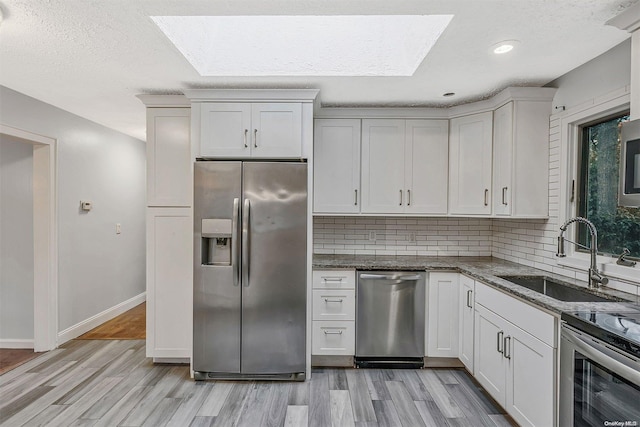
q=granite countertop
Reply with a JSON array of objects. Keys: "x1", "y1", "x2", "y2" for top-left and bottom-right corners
[{"x1": 313, "y1": 254, "x2": 640, "y2": 315}]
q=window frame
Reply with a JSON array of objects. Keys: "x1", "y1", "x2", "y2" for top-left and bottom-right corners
[
  {"x1": 575, "y1": 112, "x2": 635, "y2": 259},
  {"x1": 558, "y1": 88, "x2": 639, "y2": 284}
]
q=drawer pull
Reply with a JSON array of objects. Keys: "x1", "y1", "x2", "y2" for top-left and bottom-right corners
[
  {"x1": 324, "y1": 298, "x2": 344, "y2": 303},
  {"x1": 323, "y1": 330, "x2": 343, "y2": 335},
  {"x1": 322, "y1": 277, "x2": 345, "y2": 282}
]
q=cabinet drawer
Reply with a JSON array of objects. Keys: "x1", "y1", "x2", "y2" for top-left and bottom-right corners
[
  {"x1": 312, "y1": 321, "x2": 355, "y2": 356},
  {"x1": 312, "y1": 269, "x2": 355, "y2": 289},
  {"x1": 312, "y1": 290, "x2": 355, "y2": 321},
  {"x1": 475, "y1": 281, "x2": 556, "y2": 347}
]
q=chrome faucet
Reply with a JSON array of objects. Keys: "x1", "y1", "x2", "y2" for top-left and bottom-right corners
[{"x1": 556, "y1": 217, "x2": 609, "y2": 288}]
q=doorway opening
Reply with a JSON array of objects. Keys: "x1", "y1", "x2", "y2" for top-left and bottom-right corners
[{"x1": 0, "y1": 125, "x2": 58, "y2": 370}]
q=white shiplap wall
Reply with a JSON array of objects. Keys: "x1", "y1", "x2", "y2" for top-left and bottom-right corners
[{"x1": 313, "y1": 216, "x2": 492, "y2": 256}]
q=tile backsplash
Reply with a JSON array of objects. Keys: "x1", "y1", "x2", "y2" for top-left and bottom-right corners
[{"x1": 313, "y1": 216, "x2": 492, "y2": 256}]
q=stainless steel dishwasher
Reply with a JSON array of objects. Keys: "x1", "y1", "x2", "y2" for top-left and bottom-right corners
[{"x1": 356, "y1": 271, "x2": 426, "y2": 368}]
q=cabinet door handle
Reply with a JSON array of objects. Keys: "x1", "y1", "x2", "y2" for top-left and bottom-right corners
[
  {"x1": 503, "y1": 336, "x2": 511, "y2": 359},
  {"x1": 354, "y1": 189, "x2": 358, "y2": 206},
  {"x1": 484, "y1": 189, "x2": 489, "y2": 206},
  {"x1": 244, "y1": 129, "x2": 248, "y2": 148},
  {"x1": 407, "y1": 189, "x2": 411, "y2": 206},
  {"x1": 466, "y1": 290, "x2": 473, "y2": 308},
  {"x1": 399, "y1": 190, "x2": 403, "y2": 206},
  {"x1": 497, "y1": 331, "x2": 504, "y2": 354},
  {"x1": 324, "y1": 298, "x2": 344, "y2": 303},
  {"x1": 323, "y1": 330, "x2": 343, "y2": 335},
  {"x1": 253, "y1": 129, "x2": 258, "y2": 148},
  {"x1": 502, "y1": 187, "x2": 508, "y2": 205}
]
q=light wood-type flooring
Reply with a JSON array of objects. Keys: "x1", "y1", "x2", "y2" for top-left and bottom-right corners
[
  {"x1": 0, "y1": 338, "x2": 516, "y2": 427},
  {"x1": 0, "y1": 303, "x2": 145, "y2": 378},
  {"x1": 77, "y1": 303, "x2": 146, "y2": 340},
  {"x1": 0, "y1": 349, "x2": 40, "y2": 376}
]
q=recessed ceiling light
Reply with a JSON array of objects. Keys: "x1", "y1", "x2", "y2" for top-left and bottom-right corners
[
  {"x1": 151, "y1": 15, "x2": 454, "y2": 77},
  {"x1": 492, "y1": 40, "x2": 519, "y2": 55}
]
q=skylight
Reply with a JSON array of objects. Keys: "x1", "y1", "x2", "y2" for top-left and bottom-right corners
[{"x1": 150, "y1": 15, "x2": 453, "y2": 77}]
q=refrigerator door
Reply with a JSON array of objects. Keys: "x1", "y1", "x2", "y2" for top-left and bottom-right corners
[
  {"x1": 241, "y1": 162, "x2": 307, "y2": 374},
  {"x1": 193, "y1": 161, "x2": 242, "y2": 373}
]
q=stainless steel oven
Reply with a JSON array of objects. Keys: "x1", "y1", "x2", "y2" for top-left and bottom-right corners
[{"x1": 560, "y1": 311, "x2": 640, "y2": 427}]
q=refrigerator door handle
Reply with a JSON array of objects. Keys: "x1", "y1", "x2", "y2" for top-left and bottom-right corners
[
  {"x1": 242, "y1": 198, "x2": 250, "y2": 287},
  {"x1": 232, "y1": 198, "x2": 240, "y2": 286}
]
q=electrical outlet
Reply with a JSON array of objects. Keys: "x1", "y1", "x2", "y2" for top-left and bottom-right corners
[
  {"x1": 116, "y1": 223, "x2": 121, "y2": 234},
  {"x1": 369, "y1": 231, "x2": 376, "y2": 241}
]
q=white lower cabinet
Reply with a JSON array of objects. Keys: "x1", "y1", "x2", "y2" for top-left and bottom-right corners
[
  {"x1": 458, "y1": 275, "x2": 475, "y2": 372},
  {"x1": 311, "y1": 269, "x2": 356, "y2": 356},
  {"x1": 312, "y1": 321, "x2": 356, "y2": 355},
  {"x1": 427, "y1": 272, "x2": 459, "y2": 357},
  {"x1": 146, "y1": 208, "x2": 192, "y2": 360},
  {"x1": 474, "y1": 282, "x2": 556, "y2": 427}
]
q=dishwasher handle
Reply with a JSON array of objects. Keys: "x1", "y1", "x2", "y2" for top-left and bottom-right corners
[{"x1": 359, "y1": 273, "x2": 422, "y2": 281}]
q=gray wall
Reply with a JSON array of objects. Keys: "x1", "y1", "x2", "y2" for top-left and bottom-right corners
[
  {"x1": 0, "y1": 86, "x2": 146, "y2": 334},
  {"x1": 547, "y1": 38, "x2": 631, "y2": 110},
  {"x1": 0, "y1": 135, "x2": 34, "y2": 342}
]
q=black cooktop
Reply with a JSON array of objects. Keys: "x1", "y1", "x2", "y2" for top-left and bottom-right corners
[{"x1": 562, "y1": 309, "x2": 640, "y2": 359}]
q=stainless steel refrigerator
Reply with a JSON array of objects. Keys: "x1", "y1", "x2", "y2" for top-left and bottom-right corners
[{"x1": 193, "y1": 160, "x2": 307, "y2": 381}]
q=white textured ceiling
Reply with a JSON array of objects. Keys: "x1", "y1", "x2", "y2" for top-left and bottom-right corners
[{"x1": 0, "y1": 0, "x2": 636, "y2": 141}]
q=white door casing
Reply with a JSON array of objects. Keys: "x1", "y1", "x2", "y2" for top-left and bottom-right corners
[{"x1": 0, "y1": 124, "x2": 58, "y2": 352}]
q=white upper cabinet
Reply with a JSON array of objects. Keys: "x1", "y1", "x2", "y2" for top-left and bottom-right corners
[
  {"x1": 405, "y1": 120, "x2": 449, "y2": 214},
  {"x1": 199, "y1": 103, "x2": 252, "y2": 157},
  {"x1": 199, "y1": 102, "x2": 302, "y2": 158},
  {"x1": 493, "y1": 103, "x2": 514, "y2": 216},
  {"x1": 361, "y1": 119, "x2": 449, "y2": 214},
  {"x1": 313, "y1": 119, "x2": 361, "y2": 214},
  {"x1": 449, "y1": 112, "x2": 493, "y2": 215},
  {"x1": 361, "y1": 119, "x2": 406, "y2": 213},
  {"x1": 251, "y1": 103, "x2": 303, "y2": 157},
  {"x1": 146, "y1": 108, "x2": 191, "y2": 207},
  {"x1": 493, "y1": 100, "x2": 552, "y2": 218}
]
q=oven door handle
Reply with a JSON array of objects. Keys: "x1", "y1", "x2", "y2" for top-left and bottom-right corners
[{"x1": 562, "y1": 326, "x2": 640, "y2": 385}]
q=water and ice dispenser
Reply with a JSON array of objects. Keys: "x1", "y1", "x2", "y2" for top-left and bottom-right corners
[{"x1": 201, "y1": 219, "x2": 232, "y2": 265}]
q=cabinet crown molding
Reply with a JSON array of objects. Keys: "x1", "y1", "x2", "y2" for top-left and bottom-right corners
[
  {"x1": 183, "y1": 89, "x2": 319, "y2": 103},
  {"x1": 606, "y1": 1, "x2": 640, "y2": 32},
  {"x1": 315, "y1": 87, "x2": 558, "y2": 119},
  {"x1": 136, "y1": 94, "x2": 190, "y2": 107}
]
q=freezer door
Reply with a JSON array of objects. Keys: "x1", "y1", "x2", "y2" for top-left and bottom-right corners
[
  {"x1": 193, "y1": 161, "x2": 242, "y2": 373},
  {"x1": 241, "y1": 162, "x2": 307, "y2": 374}
]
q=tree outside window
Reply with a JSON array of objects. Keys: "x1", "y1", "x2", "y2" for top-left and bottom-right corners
[{"x1": 577, "y1": 113, "x2": 640, "y2": 259}]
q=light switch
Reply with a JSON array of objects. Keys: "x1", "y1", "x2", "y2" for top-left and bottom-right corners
[{"x1": 116, "y1": 223, "x2": 121, "y2": 234}]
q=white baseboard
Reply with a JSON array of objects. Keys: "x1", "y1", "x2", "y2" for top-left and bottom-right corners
[
  {"x1": 57, "y1": 292, "x2": 146, "y2": 345},
  {"x1": 0, "y1": 339, "x2": 35, "y2": 349}
]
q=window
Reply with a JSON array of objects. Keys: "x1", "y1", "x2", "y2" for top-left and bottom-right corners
[{"x1": 577, "y1": 112, "x2": 640, "y2": 259}]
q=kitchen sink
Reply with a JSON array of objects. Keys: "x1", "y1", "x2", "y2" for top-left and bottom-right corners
[{"x1": 497, "y1": 275, "x2": 613, "y2": 302}]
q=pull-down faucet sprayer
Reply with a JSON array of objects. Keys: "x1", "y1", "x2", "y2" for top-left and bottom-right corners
[{"x1": 556, "y1": 217, "x2": 609, "y2": 288}]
